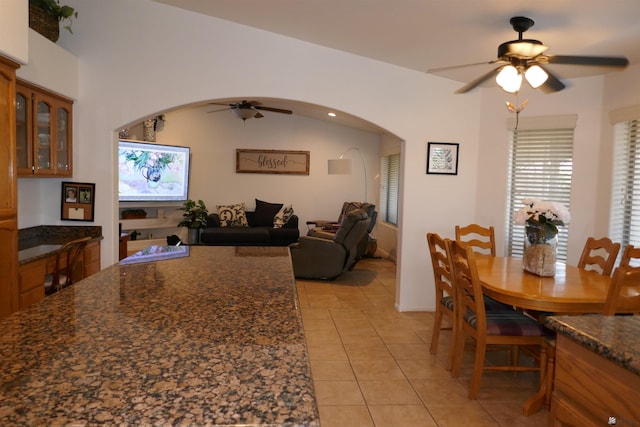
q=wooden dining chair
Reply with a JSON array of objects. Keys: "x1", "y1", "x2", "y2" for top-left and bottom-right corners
[
  {"x1": 44, "y1": 237, "x2": 91, "y2": 295},
  {"x1": 448, "y1": 239, "x2": 547, "y2": 399},
  {"x1": 577, "y1": 237, "x2": 620, "y2": 276},
  {"x1": 427, "y1": 232, "x2": 456, "y2": 370},
  {"x1": 619, "y1": 244, "x2": 640, "y2": 268},
  {"x1": 455, "y1": 224, "x2": 496, "y2": 256},
  {"x1": 603, "y1": 265, "x2": 640, "y2": 315}
]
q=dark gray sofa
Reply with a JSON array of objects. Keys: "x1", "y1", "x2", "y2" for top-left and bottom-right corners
[{"x1": 200, "y1": 210, "x2": 299, "y2": 246}]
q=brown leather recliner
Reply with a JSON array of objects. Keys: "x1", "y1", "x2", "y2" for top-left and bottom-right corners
[
  {"x1": 306, "y1": 202, "x2": 377, "y2": 261},
  {"x1": 290, "y1": 209, "x2": 370, "y2": 280}
]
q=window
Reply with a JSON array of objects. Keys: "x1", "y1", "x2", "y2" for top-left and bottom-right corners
[
  {"x1": 505, "y1": 125, "x2": 574, "y2": 261},
  {"x1": 610, "y1": 118, "x2": 640, "y2": 260},
  {"x1": 379, "y1": 153, "x2": 400, "y2": 225}
]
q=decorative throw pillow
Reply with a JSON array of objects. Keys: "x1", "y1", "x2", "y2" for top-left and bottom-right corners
[
  {"x1": 338, "y1": 202, "x2": 373, "y2": 223},
  {"x1": 217, "y1": 203, "x2": 249, "y2": 227},
  {"x1": 273, "y1": 205, "x2": 294, "y2": 228},
  {"x1": 254, "y1": 199, "x2": 283, "y2": 227}
]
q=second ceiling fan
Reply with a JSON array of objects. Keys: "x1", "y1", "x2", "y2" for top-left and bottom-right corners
[
  {"x1": 209, "y1": 100, "x2": 293, "y2": 121},
  {"x1": 429, "y1": 16, "x2": 629, "y2": 94}
]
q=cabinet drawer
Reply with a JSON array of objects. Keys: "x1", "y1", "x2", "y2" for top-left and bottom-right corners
[
  {"x1": 83, "y1": 241, "x2": 101, "y2": 277},
  {"x1": 550, "y1": 394, "x2": 600, "y2": 427},
  {"x1": 18, "y1": 258, "x2": 47, "y2": 309},
  {"x1": 18, "y1": 258, "x2": 47, "y2": 293},
  {"x1": 19, "y1": 285, "x2": 44, "y2": 309},
  {"x1": 84, "y1": 241, "x2": 100, "y2": 263}
]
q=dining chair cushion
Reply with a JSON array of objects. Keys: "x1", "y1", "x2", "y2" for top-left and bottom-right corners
[
  {"x1": 440, "y1": 295, "x2": 455, "y2": 311},
  {"x1": 448, "y1": 296, "x2": 514, "y2": 311},
  {"x1": 483, "y1": 295, "x2": 513, "y2": 311},
  {"x1": 464, "y1": 310, "x2": 546, "y2": 337}
]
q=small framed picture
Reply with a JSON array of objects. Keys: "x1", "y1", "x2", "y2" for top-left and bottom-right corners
[
  {"x1": 79, "y1": 186, "x2": 92, "y2": 204},
  {"x1": 61, "y1": 182, "x2": 95, "y2": 221},
  {"x1": 426, "y1": 142, "x2": 459, "y2": 175}
]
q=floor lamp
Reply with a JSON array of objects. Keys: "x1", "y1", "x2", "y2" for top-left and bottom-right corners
[{"x1": 327, "y1": 147, "x2": 367, "y2": 202}]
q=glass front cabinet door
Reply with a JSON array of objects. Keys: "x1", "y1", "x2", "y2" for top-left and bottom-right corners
[{"x1": 16, "y1": 81, "x2": 73, "y2": 177}]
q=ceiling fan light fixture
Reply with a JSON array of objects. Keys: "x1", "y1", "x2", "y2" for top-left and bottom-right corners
[
  {"x1": 525, "y1": 65, "x2": 549, "y2": 88},
  {"x1": 232, "y1": 108, "x2": 256, "y2": 120},
  {"x1": 496, "y1": 65, "x2": 522, "y2": 93},
  {"x1": 498, "y1": 40, "x2": 548, "y2": 59}
]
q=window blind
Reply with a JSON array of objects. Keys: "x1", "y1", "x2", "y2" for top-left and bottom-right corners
[
  {"x1": 379, "y1": 153, "x2": 400, "y2": 225},
  {"x1": 505, "y1": 128, "x2": 574, "y2": 261},
  {"x1": 610, "y1": 119, "x2": 640, "y2": 264}
]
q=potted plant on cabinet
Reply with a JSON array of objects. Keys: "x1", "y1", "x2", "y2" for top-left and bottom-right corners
[
  {"x1": 177, "y1": 199, "x2": 208, "y2": 244},
  {"x1": 29, "y1": 0, "x2": 78, "y2": 42}
]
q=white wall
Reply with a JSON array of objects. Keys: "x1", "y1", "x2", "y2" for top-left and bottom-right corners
[
  {"x1": 16, "y1": 30, "x2": 79, "y2": 100},
  {"x1": 0, "y1": 0, "x2": 28, "y2": 64},
  {"x1": 51, "y1": 0, "x2": 481, "y2": 312},
  {"x1": 475, "y1": 65, "x2": 640, "y2": 267},
  {"x1": 10, "y1": 0, "x2": 637, "y2": 312},
  {"x1": 475, "y1": 77, "x2": 606, "y2": 265},
  {"x1": 597, "y1": 63, "x2": 640, "y2": 232},
  {"x1": 137, "y1": 104, "x2": 381, "y2": 239}
]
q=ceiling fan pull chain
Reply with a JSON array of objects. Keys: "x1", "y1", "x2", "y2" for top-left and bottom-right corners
[{"x1": 506, "y1": 95, "x2": 528, "y2": 130}]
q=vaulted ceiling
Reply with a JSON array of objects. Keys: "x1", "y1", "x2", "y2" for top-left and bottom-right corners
[
  {"x1": 154, "y1": 0, "x2": 639, "y2": 82},
  {"x1": 153, "y1": 1, "x2": 640, "y2": 129}
]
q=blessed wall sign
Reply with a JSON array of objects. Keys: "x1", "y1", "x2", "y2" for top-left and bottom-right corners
[{"x1": 236, "y1": 149, "x2": 310, "y2": 175}]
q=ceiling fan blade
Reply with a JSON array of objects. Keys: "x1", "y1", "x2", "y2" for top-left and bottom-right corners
[
  {"x1": 254, "y1": 111, "x2": 264, "y2": 119},
  {"x1": 546, "y1": 55, "x2": 629, "y2": 68},
  {"x1": 537, "y1": 66, "x2": 566, "y2": 93},
  {"x1": 209, "y1": 102, "x2": 234, "y2": 107},
  {"x1": 207, "y1": 108, "x2": 231, "y2": 114},
  {"x1": 455, "y1": 67, "x2": 501, "y2": 94},
  {"x1": 254, "y1": 106, "x2": 293, "y2": 115},
  {"x1": 427, "y1": 60, "x2": 500, "y2": 73}
]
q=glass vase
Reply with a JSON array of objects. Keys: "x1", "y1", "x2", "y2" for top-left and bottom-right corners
[{"x1": 522, "y1": 224, "x2": 558, "y2": 276}]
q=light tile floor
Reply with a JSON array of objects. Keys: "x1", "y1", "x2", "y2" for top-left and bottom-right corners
[{"x1": 297, "y1": 256, "x2": 549, "y2": 427}]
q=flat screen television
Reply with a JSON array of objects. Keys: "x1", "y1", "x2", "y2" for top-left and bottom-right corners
[{"x1": 118, "y1": 140, "x2": 190, "y2": 202}]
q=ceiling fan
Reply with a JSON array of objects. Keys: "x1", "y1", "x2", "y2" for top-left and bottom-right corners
[
  {"x1": 209, "y1": 100, "x2": 293, "y2": 121},
  {"x1": 429, "y1": 16, "x2": 629, "y2": 94}
]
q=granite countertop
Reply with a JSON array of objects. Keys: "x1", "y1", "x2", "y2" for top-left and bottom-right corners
[
  {"x1": 18, "y1": 244, "x2": 63, "y2": 263},
  {"x1": 546, "y1": 315, "x2": 640, "y2": 376},
  {"x1": 0, "y1": 245, "x2": 319, "y2": 426},
  {"x1": 18, "y1": 225, "x2": 103, "y2": 265}
]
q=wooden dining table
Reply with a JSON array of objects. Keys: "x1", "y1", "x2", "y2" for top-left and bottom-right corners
[
  {"x1": 475, "y1": 255, "x2": 613, "y2": 314},
  {"x1": 474, "y1": 254, "x2": 614, "y2": 416}
]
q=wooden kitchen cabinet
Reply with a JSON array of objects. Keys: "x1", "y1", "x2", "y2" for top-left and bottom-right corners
[
  {"x1": 0, "y1": 57, "x2": 19, "y2": 318},
  {"x1": 549, "y1": 334, "x2": 640, "y2": 426},
  {"x1": 0, "y1": 218, "x2": 19, "y2": 316},
  {"x1": 18, "y1": 257, "x2": 46, "y2": 310},
  {"x1": 16, "y1": 80, "x2": 73, "y2": 177},
  {"x1": 84, "y1": 240, "x2": 101, "y2": 276},
  {"x1": 18, "y1": 240, "x2": 101, "y2": 310}
]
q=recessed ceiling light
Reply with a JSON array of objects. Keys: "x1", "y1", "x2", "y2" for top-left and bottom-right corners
[{"x1": 327, "y1": 112, "x2": 336, "y2": 117}]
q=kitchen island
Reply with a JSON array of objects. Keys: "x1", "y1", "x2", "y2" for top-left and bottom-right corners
[
  {"x1": 0, "y1": 245, "x2": 319, "y2": 426},
  {"x1": 546, "y1": 315, "x2": 640, "y2": 426}
]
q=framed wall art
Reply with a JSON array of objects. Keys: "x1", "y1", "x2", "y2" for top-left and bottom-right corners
[
  {"x1": 236, "y1": 149, "x2": 310, "y2": 175},
  {"x1": 61, "y1": 182, "x2": 96, "y2": 221},
  {"x1": 426, "y1": 142, "x2": 459, "y2": 175}
]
